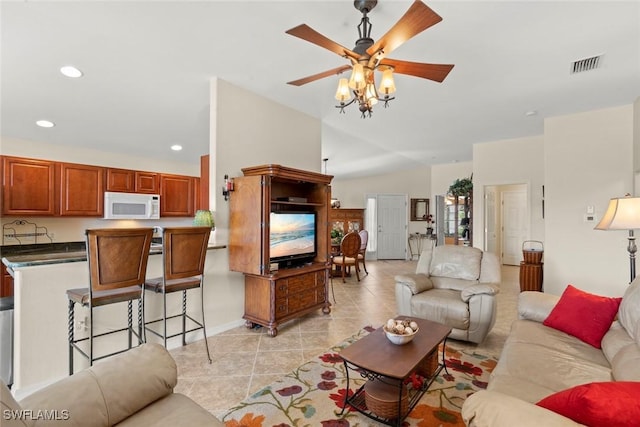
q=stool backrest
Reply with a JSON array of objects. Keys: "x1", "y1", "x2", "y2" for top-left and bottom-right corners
[
  {"x1": 161, "y1": 227, "x2": 211, "y2": 280},
  {"x1": 86, "y1": 228, "x2": 154, "y2": 293}
]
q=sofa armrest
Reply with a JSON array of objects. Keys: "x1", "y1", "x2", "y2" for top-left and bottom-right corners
[
  {"x1": 20, "y1": 344, "x2": 176, "y2": 427},
  {"x1": 394, "y1": 273, "x2": 434, "y2": 295},
  {"x1": 518, "y1": 291, "x2": 560, "y2": 323},
  {"x1": 461, "y1": 283, "x2": 499, "y2": 302},
  {"x1": 462, "y1": 390, "x2": 585, "y2": 427}
]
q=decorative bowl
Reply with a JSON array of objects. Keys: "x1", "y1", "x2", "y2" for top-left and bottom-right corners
[{"x1": 383, "y1": 324, "x2": 419, "y2": 345}]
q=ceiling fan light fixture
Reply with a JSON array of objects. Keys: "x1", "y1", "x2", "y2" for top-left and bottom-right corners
[
  {"x1": 335, "y1": 78, "x2": 352, "y2": 102},
  {"x1": 378, "y1": 68, "x2": 396, "y2": 95},
  {"x1": 348, "y1": 63, "x2": 366, "y2": 90},
  {"x1": 364, "y1": 82, "x2": 379, "y2": 105}
]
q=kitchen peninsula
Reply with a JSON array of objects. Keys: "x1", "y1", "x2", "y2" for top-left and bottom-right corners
[{"x1": 2, "y1": 238, "x2": 227, "y2": 397}]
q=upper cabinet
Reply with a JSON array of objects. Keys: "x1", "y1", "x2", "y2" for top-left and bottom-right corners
[
  {"x1": 59, "y1": 163, "x2": 105, "y2": 216},
  {"x1": 160, "y1": 174, "x2": 196, "y2": 217},
  {"x1": 2, "y1": 156, "x2": 57, "y2": 216},
  {"x1": 106, "y1": 168, "x2": 159, "y2": 194},
  {"x1": 1, "y1": 155, "x2": 198, "y2": 218}
]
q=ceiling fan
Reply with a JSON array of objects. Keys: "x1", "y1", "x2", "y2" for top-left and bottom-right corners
[{"x1": 286, "y1": 0, "x2": 454, "y2": 118}]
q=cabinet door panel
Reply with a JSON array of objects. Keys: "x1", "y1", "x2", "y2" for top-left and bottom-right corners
[
  {"x1": 60, "y1": 163, "x2": 104, "y2": 216},
  {"x1": 106, "y1": 168, "x2": 135, "y2": 192},
  {"x1": 160, "y1": 174, "x2": 194, "y2": 217},
  {"x1": 135, "y1": 171, "x2": 159, "y2": 194},
  {"x1": 2, "y1": 157, "x2": 56, "y2": 215},
  {"x1": 229, "y1": 176, "x2": 265, "y2": 275}
]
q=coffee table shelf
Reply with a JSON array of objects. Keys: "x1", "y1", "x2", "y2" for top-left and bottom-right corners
[{"x1": 339, "y1": 318, "x2": 451, "y2": 426}]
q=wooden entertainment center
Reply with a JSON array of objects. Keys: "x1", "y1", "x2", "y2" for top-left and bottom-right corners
[{"x1": 229, "y1": 164, "x2": 333, "y2": 337}]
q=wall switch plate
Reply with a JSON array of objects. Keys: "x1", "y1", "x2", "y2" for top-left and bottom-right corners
[{"x1": 584, "y1": 213, "x2": 597, "y2": 222}]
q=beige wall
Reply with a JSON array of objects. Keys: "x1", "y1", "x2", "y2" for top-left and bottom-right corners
[
  {"x1": 204, "y1": 78, "x2": 323, "y2": 331},
  {"x1": 544, "y1": 105, "x2": 634, "y2": 297},
  {"x1": 473, "y1": 135, "x2": 545, "y2": 248}
]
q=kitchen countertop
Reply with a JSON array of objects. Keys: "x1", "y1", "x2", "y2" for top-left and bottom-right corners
[{"x1": 2, "y1": 240, "x2": 227, "y2": 272}]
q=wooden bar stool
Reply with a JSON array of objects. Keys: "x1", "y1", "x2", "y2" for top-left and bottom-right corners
[
  {"x1": 143, "y1": 226, "x2": 212, "y2": 363},
  {"x1": 67, "y1": 227, "x2": 154, "y2": 375}
]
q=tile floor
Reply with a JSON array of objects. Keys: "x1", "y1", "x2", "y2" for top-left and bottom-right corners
[{"x1": 169, "y1": 259, "x2": 520, "y2": 417}]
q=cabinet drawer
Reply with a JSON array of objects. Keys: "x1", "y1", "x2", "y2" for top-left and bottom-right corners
[{"x1": 275, "y1": 271, "x2": 321, "y2": 297}]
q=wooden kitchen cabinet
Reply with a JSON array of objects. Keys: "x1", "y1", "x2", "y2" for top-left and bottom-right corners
[
  {"x1": 2, "y1": 156, "x2": 57, "y2": 216},
  {"x1": 160, "y1": 174, "x2": 195, "y2": 217},
  {"x1": 229, "y1": 164, "x2": 332, "y2": 336},
  {"x1": 107, "y1": 168, "x2": 159, "y2": 194},
  {"x1": 106, "y1": 168, "x2": 135, "y2": 192},
  {"x1": 330, "y1": 208, "x2": 365, "y2": 236},
  {"x1": 1, "y1": 264, "x2": 13, "y2": 298},
  {"x1": 135, "y1": 171, "x2": 159, "y2": 194},
  {"x1": 59, "y1": 162, "x2": 105, "y2": 216}
]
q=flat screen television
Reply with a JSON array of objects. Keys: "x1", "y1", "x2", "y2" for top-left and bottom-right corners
[{"x1": 269, "y1": 211, "x2": 317, "y2": 267}]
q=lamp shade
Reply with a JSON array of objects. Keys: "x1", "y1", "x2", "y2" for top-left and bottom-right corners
[
  {"x1": 378, "y1": 68, "x2": 396, "y2": 95},
  {"x1": 594, "y1": 196, "x2": 640, "y2": 230},
  {"x1": 334, "y1": 78, "x2": 351, "y2": 102}
]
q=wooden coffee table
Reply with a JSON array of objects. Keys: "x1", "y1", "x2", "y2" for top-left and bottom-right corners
[{"x1": 339, "y1": 318, "x2": 452, "y2": 426}]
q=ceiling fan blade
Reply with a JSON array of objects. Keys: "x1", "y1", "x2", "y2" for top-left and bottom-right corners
[
  {"x1": 286, "y1": 24, "x2": 360, "y2": 59},
  {"x1": 367, "y1": 0, "x2": 443, "y2": 60},
  {"x1": 380, "y1": 58, "x2": 454, "y2": 82},
  {"x1": 287, "y1": 65, "x2": 353, "y2": 86}
]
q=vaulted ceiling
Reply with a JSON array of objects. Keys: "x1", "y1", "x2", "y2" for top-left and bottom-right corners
[{"x1": 2, "y1": 1, "x2": 639, "y2": 178}]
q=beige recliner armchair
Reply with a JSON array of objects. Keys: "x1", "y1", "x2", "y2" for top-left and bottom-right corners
[{"x1": 395, "y1": 244, "x2": 501, "y2": 344}]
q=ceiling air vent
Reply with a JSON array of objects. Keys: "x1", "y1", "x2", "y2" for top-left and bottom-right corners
[{"x1": 571, "y1": 55, "x2": 602, "y2": 74}]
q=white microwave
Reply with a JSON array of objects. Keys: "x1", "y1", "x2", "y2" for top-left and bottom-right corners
[{"x1": 104, "y1": 192, "x2": 160, "y2": 220}]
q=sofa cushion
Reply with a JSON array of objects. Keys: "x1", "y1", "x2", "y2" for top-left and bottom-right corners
[
  {"x1": 610, "y1": 343, "x2": 640, "y2": 381},
  {"x1": 536, "y1": 382, "x2": 640, "y2": 427},
  {"x1": 410, "y1": 288, "x2": 469, "y2": 330},
  {"x1": 429, "y1": 246, "x2": 482, "y2": 281},
  {"x1": 114, "y1": 394, "x2": 224, "y2": 427},
  {"x1": 542, "y1": 285, "x2": 622, "y2": 348},
  {"x1": 600, "y1": 321, "x2": 634, "y2": 364},
  {"x1": 489, "y1": 320, "x2": 612, "y2": 402},
  {"x1": 431, "y1": 276, "x2": 478, "y2": 291},
  {"x1": 618, "y1": 277, "x2": 640, "y2": 344}
]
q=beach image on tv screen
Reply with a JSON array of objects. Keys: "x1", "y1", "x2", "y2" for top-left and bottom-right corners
[{"x1": 270, "y1": 213, "x2": 315, "y2": 259}]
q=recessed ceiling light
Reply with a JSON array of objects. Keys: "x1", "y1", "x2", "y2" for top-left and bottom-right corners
[
  {"x1": 525, "y1": 110, "x2": 538, "y2": 117},
  {"x1": 36, "y1": 120, "x2": 55, "y2": 128},
  {"x1": 60, "y1": 65, "x2": 83, "y2": 78},
  {"x1": 171, "y1": 145, "x2": 183, "y2": 151}
]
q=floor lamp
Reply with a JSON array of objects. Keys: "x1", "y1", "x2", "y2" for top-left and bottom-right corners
[{"x1": 595, "y1": 195, "x2": 640, "y2": 283}]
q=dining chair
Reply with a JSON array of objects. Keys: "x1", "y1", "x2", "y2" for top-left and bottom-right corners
[
  {"x1": 67, "y1": 227, "x2": 154, "y2": 374},
  {"x1": 331, "y1": 231, "x2": 361, "y2": 284},
  {"x1": 357, "y1": 229, "x2": 369, "y2": 275},
  {"x1": 143, "y1": 226, "x2": 212, "y2": 363}
]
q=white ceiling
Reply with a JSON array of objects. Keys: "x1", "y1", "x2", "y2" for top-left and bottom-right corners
[{"x1": 2, "y1": 1, "x2": 639, "y2": 179}]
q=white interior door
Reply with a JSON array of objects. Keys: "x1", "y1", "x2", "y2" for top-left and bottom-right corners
[
  {"x1": 502, "y1": 189, "x2": 528, "y2": 265},
  {"x1": 377, "y1": 194, "x2": 407, "y2": 259}
]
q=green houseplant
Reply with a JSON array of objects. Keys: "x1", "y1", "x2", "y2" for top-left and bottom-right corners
[{"x1": 448, "y1": 176, "x2": 473, "y2": 197}]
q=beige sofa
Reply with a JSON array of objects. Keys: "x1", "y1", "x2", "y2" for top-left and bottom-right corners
[
  {"x1": 462, "y1": 279, "x2": 640, "y2": 426},
  {"x1": 1, "y1": 343, "x2": 224, "y2": 427},
  {"x1": 395, "y1": 245, "x2": 501, "y2": 344}
]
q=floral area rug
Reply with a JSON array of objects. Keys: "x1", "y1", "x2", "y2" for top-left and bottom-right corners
[{"x1": 222, "y1": 326, "x2": 498, "y2": 427}]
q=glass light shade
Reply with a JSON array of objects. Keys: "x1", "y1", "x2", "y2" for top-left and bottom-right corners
[
  {"x1": 595, "y1": 197, "x2": 640, "y2": 230},
  {"x1": 378, "y1": 68, "x2": 396, "y2": 95},
  {"x1": 348, "y1": 63, "x2": 366, "y2": 90},
  {"x1": 364, "y1": 82, "x2": 378, "y2": 105},
  {"x1": 194, "y1": 210, "x2": 215, "y2": 229},
  {"x1": 334, "y1": 78, "x2": 351, "y2": 102}
]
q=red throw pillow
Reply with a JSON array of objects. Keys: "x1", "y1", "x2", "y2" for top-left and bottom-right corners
[
  {"x1": 536, "y1": 382, "x2": 640, "y2": 426},
  {"x1": 542, "y1": 284, "x2": 622, "y2": 348}
]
